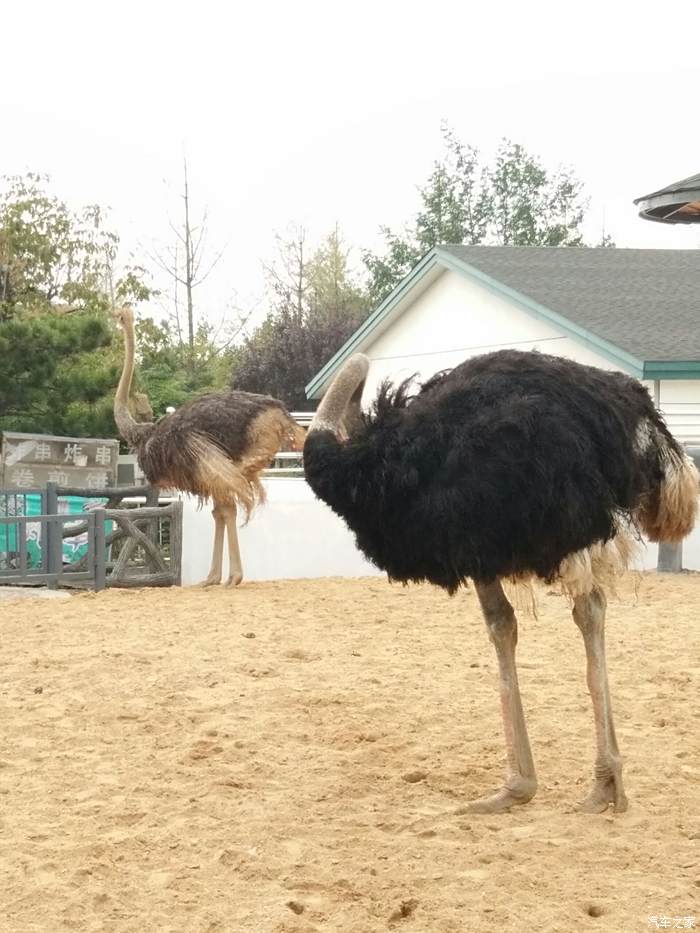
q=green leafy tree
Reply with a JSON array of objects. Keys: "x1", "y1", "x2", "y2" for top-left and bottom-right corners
[
  {"x1": 485, "y1": 140, "x2": 585, "y2": 247},
  {"x1": 0, "y1": 174, "x2": 147, "y2": 320},
  {"x1": 364, "y1": 125, "x2": 588, "y2": 303},
  {"x1": 363, "y1": 231, "x2": 423, "y2": 308},
  {"x1": 133, "y1": 316, "x2": 232, "y2": 416},
  {"x1": 231, "y1": 227, "x2": 370, "y2": 409},
  {"x1": 415, "y1": 126, "x2": 487, "y2": 249},
  {"x1": 0, "y1": 312, "x2": 115, "y2": 435},
  {"x1": 0, "y1": 174, "x2": 151, "y2": 437}
]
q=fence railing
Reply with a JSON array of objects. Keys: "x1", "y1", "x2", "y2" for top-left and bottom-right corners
[
  {"x1": 0, "y1": 507, "x2": 106, "y2": 588},
  {"x1": 267, "y1": 451, "x2": 304, "y2": 476},
  {"x1": 0, "y1": 483, "x2": 182, "y2": 590}
]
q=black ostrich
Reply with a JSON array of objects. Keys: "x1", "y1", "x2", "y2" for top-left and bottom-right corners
[
  {"x1": 303, "y1": 349, "x2": 699, "y2": 813},
  {"x1": 113, "y1": 307, "x2": 305, "y2": 586}
]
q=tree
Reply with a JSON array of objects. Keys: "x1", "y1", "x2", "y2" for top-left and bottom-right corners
[
  {"x1": 231, "y1": 227, "x2": 370, "y2": 409},
  {"x1": 363, "y1": 231, "x2": 423, "y2": 308},
  {"x1": 140, "y1": 159, "x2": 238, "y2": 411},
  {"x1": 307, "y1": 224, "x2": 369, "y2": 324},
  {"x1": 485, "y1": 140, "x2": 585, "y2": 247},
  {"x1": 596, "y1": 231, "x2": 616, "y2": 248},
  {"x1": 150, "y1": 159, "x2": 226, "y2": 360},
  {"x1": 363, "y1": 125, "x2": 588, "y2": 303},
  {"x1": 0, "y1": 173, "x2": 151, "y2": 437},
  {"x1": 133, "y1": 315, "x2": 232, "y2": 416},
  {"x1": 0, "y1": 173, "x2": 148, "y2": 320},
  {"x1": 0, "y1": 312, "x2": 115, "y2": 436},
  {"x1": 415, "y1": 125, "x2": 487, "y2": 249}
]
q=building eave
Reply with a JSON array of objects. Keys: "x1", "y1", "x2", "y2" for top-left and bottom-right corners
[{"x1": 643, "y1": 361, "x2": 700, "y2": 380}]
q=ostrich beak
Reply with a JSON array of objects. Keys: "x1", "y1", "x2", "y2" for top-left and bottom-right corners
[{"x1": 309, "y1": 354, "x2": 369, "y2": 440}]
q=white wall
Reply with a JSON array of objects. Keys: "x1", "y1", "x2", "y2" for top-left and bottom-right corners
[
  {"x1": 180, "y1": 478, "x2": 382, "y2": 584},
  {"x1": 660, "y1": 381, "x2": 700, "y2": 403},
  {"x1": 180, "y1": 478, "x2": 700, "y2": 584},
  {"x1": 658, "y1": 381, "x2": 700, "y2": 443}
]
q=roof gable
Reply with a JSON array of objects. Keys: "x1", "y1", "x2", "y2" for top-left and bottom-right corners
[{"x1": 306, "y1": 245, "x2": 700, "y2": 399}]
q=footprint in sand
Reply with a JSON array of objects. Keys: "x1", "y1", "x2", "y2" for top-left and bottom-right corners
[
  {"x1": 283, "y1": 648, "x2": 319, "y2": 662},
  {"x1": 188, "y1": 740, "x2": 224, "y2": 761},
  {"x1": 388, "y1": 898, "x2": 419, "y2": 924}
]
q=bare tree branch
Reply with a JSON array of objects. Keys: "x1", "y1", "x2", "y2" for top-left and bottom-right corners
[
  {"x1": 192, "y1": 243, "x2": 227, "y2": 287},
  {"x1": 167, "y1": 219, "x2": 189, "y2": 249},
  {"x1": 148, "y1": 156, "x2": 229, "y2": 371}
]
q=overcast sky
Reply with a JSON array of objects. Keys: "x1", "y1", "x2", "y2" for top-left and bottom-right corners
[{"x1": 4, "y1": 0, "x2": 699, "y2": 326}]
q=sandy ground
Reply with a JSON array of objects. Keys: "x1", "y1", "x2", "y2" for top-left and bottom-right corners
[
  {"x1": 1, "y1": 574, "x2": 698, "y2": 933},
  {"x1": 0, "y1": 586, "x2": 70, "y2": 602}
]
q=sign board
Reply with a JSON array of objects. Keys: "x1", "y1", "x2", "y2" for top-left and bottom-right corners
[{"x1": 1, "y1": 432, "x2": 119, "y2": 491}]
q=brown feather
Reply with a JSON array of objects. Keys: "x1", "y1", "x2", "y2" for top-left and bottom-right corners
[
  {"x1": 136, "y1": 398, "x2": 302, "y2": 517},
  {"x1": 638, "y1": 452, "x2": 699, "y2": 543}
]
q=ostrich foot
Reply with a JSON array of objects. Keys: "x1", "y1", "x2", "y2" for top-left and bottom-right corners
[
  {"x1": 195, "y1": 574, "x2": 222, "y2": 588},
  {"x1": 467, "y1": 777, "x2": 537, "y2": 813},
  {"x1": 225, "y1": 572, "x2": 243, "y2": 587},
  {"x1": 579, "y1": 765, "x2": 628, "y2": 813}
]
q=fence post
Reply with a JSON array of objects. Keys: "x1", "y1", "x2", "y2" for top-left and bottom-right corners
[
  {"x1": 45, "y1": 482, "x2": 60, "y2": 589},
  {"x1": 93, "y1": 509, "x2": 106, "y2": 591},
  {"x1": 146, "y1": 485, "x2": 159, "y2": 548},
  {"x1": 170, "y1": 500, "x2": 183, "y2": 586},
  {"x1": 45, "y1": 482, "x2": 58, "y2": 516},
  {"x1": 657, "y1": 541, "x2": 683, "y2": 573}
]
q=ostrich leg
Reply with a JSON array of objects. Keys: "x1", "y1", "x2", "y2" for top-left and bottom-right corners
[
  {"x1": 197, "y1": 501, "x2": 226, "y2": 586},
  {"x1": 221, "y1": 502, "x2": 243, "y2": 586},
  {"x1": 572, "y1": 586, "x2": 628, "y2": 813},
  {"x1": 469, "y1": 579, "x2": 538, "y2": 813}
]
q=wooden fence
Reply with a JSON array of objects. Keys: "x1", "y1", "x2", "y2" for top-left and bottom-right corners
[{"x1": 0, "y1": 483, "x2": 182, "y2": 590}]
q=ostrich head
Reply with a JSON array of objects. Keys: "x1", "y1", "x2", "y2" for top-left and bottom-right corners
[
  {"x1": 112, "y1": 306, "x2": 135, "y2": 329},
  {"x1": 304, "y1": 354, "x2": 372, "y2": 522},
  {"x1": 307, "y1": 354, "x2": 370, "y2": 442}
]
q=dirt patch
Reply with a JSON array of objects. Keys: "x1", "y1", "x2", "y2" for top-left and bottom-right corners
[{"x1": 1, "y1": 574, "x2": 698, "y2": 931}]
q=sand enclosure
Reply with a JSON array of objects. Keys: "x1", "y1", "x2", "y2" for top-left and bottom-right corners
[{"x1": 1, "y1": 573, "x2": 699, "y2": 932}]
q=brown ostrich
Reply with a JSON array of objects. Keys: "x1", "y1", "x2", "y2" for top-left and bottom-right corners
[{"x1": 113, "y1": 307, "x2": 305, "y2": 586}]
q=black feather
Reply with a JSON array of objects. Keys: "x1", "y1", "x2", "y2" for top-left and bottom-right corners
[{"x1": 304, "y1": 350, "x2": 683, "y2": 593}]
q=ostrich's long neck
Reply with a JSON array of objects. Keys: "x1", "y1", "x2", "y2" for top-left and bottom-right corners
[{"x1": 114, "y1": 314, "x2": 152, "y2": 447}]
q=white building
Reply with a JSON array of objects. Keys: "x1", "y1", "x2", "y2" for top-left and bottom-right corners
[
  {"x1": 306, "y1": 246, "x2": 700, "y2": 445},
  {"x1": 185, "y1": 245, "x2": 700, "y2": 583}
]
